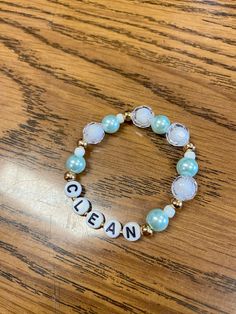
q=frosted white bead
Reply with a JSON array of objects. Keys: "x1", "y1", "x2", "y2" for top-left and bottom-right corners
[
  {"x1": 64, "y1": 181, "x2": 82, "y2": 198},
  {"x1": 83, "y1": 122, "x2": 105, "y2": 144},
  {"x1": 163, "y1": 205, "x2": 176, "y2": 218},
  {"x1": 86, "y1": 210, "x2": 104, "y2": 229},
  {"x1": 131, "y1": 106, "x2": 154, "y2": 128},
  {"x1": 72, "y1": 197, "x2": 90, "y2": 216},
  {"x1": 116, "y1": 113, "x2": 125, "y2": 123},
  {"x1": 184, "y1": 150, "x2": 196, "y2": 159},
  {"x1": 103, "y1": 219, "x2": 122, "y2": 238},
  {"x1": 166, "y1": 123, "x2": 190, "y2": 147},
  {"x1": 123, "y1": 222, "x2": 141, "y2": 241},
  {"x1": 171, "y1": 176, "x2": 198, "y2": 201},
  {"x1": 74, "y1": 146, "x2": 85, "y2": 157}
]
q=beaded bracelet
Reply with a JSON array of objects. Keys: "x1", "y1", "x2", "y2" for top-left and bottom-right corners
[{"x1": 64, "y1": 106, "x2": 198, "y2": 242}]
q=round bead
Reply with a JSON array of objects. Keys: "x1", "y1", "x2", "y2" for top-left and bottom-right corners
[
  {"x1": 102, "y1": 114, "x2": 120, "y2": 134},
  {"x1": 166, "y1": 123, "x2": 190, "y2": 147},
  {"x1": 64, "y1": 171, "x2": 76, "y2": 181},
  {"x1": 171, "y1": 176, "x2": 198, "y2": 201},
  {"x1": 123, "y1": 222, "x2": 141, "y2": 241},
  {"x1": 184, "y1": 150, "x2": 196, "y2": 159},
  {"x1": 66, "y1": 154, "x2": 86, "y2": 174},
  {"x1": 177, "y1": 157, "x2": 198, "y2": 177},
  {"x1": 151, "y1": 115, "x2": 170, "y2": 134},
  {"x1": 72, "y1": 197, "x2": 91, "y2": 216},
  {"x1": 163, "y1": 205, "x2": 176, "y2": 218},
  {"x1": 83, "y1": 122, "x2": 105, "y2": 144},
  {"x1": 74, "y1": 146, "x2": 85, "y2": 157},
  {"x1": 172, "y1": 198, "x2": 183, "y2": 209},
  {"x1": 131, "y1": 106, "x2": 154, "y2": 128},
  {"x1": 146, "y1": 209, "x2": 169, "y2": 232},
  {"x1": 141, "y1": 224, "x2": 153, "y2": 236},
  {"x1": 86, "y1": 210, "x2": 105, "y2": 229},
  {"x1": 64, "y1": 181, "x2": 82, "y2": 198},
  {"x1": 116, "y1": 113, "x2": 125, "y2": 123},
  {"x1": 103, "y1": 219, "x2": 122, "y2": 238}
]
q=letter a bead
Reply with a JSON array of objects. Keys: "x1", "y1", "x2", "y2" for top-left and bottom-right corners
[
  {"x1": 123, "y1": 222, "x2": 141, "y2": 241},
  {"x1": 103, "y1": 220, "x2": 122, "y2": 238}
]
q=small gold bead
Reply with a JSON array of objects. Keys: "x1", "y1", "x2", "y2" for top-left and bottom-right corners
[
  {"x1": 141, "y1": 224, "x2": 153, "y2": 236},
  {"x1": 171, "y1": 198, "x2": 183, "y2": 209},
  {"x1": 64, "y1": 171, "x2": 76, "y2": 181},
  {"x1": 124, "y1": 111, "x2": 132, "y2": 122},
  {"x1": 77, "y1": 139, "x2": 88, "y2": 148},
  {"x1": 183, "y1": 143, "x2": 196, "y2": 152}
]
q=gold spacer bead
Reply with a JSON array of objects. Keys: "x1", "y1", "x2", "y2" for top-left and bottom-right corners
[
  {"x1": 171, "y1": 198, "x2": 183, "y2": 210},
  {"x1": 64, "y1": 171, "x2": 76, "y2": 181},
  {"x1": 183, "y1": 142, "x2": 196, "y2": 152},
  {"x1": 141, "y1": 224, "x2": 153, "y2": 236},
  {"x1": 77, "y1": 139, "x2": 88, "y2": 148},
  {"x1": 124, "y1": 111, "x2": 132, "y2": 122}
]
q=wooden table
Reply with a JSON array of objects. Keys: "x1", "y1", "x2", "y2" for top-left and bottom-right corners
[{"x1": 0, "y1": 1, "x2": 236, "y2": 313}]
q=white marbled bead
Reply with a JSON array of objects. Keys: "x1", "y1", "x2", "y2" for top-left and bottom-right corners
[
  {"x1": 166, "y1": 123, "x2": 190, "y2": 147},
  {"x1": 64, "y1": 181, "x2": 82, "y2": 198},
  {"x1": 184, "y1": 150, "x2": 196, "y2": 159},
  {"x1": 83, "y1": 122, "x2": 105, "y2": 144},
  {"x1": 163, "y1": 205, "x2": 176, "y2": 218},
  {"x1": 103, "y1": 219, "x2": 122, "y2": 238},
  {"x1": 171, "y1": 176, "x2": 198, "y2": 201},
  {"x1": 131, "y1": 106, "x2": 154, "y2": 128},
  {"x1": 116, "y1": 113, "x2": 125, "y2": 123},
  {"x1": 86, "y1": 210, "x2": 105, "y2": 229},
  {"x1": 72, "y1": 197, "x2": 91, "y2": 216},
  {"x1": 123, "y1": 222, "x2": 141, "y2": 241},
  {"x1": 74, "y1": 146, "x2": 85, "y2": 157}
]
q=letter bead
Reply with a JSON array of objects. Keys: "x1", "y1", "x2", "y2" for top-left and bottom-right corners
[
  {"x1": 72, "y1": 197, "x2": 91, "y2": 216},
  {"x1": 103, "y1": 220, "x2": 122, "y2": 238},
  {"x1": 123, "y1": 222, "x2": 141, "y2": 241},
  {"x1": 86, "y1": 210, "x2": 105, "y2": 229},
  {"x1": 64, "y1": 181, "x2": 82, "y2": 198}
]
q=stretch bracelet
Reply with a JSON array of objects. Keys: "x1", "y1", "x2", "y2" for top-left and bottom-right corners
[{"x1": 64, "y1": 106, "x2": 198, "y2": 242}]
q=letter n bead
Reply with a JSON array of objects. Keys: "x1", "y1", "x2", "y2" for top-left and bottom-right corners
[{"x1": 123, "y1": 222, "x2": 141, "y2": 241}]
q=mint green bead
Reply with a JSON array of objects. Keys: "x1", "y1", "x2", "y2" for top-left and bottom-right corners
[
  {"x1": 102, "y1": 115, "x2": 120, "y2": 134},
  {"x1": 66, "y1": 154, "x2": 86, "y2": 174},
  {"x1": 151, "y1": 115, "x2": 170, "y2": 134},
  {"x1": 146, "y1": 209, "x2": 169, "y2": 232},
  {"x1": 177, "y1": 157, "x2": 198, "y2": 177}
]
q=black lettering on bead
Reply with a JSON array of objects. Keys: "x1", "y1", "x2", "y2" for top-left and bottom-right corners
[
  {"x1": 125, "y1": 226, "x2": 136, "y2": 239},
  {"x1": 87, "y1": 212, "x2": 99, "y2": 226},
  {"x1": 67, "y1": 184, "x2": 78, "y2": 193},
  {"x1": 74, "y1": 199, "x2": 83, "y2": 211},
  {"x1": 105, "y1": 222, "x2": 115, "y2": 235}
]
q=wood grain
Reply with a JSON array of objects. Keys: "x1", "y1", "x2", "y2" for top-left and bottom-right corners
[{"x1": 0, "y1": 0, "x2": 236, "y2": 313}]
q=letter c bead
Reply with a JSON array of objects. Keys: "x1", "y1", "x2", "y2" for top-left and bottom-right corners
[{"x1": 64, "y1": 181, "x2": 82, "y2": 198}]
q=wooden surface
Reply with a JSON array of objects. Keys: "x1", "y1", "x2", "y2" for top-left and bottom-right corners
[{"x1": 0, "y1": 1, "x2": 236, "y2": 313}]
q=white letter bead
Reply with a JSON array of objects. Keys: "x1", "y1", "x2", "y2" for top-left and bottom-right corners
[
  {"x1": 72, "y1": 197, "x2": 91, "y2": 216},
  {"x1": 74, "y1": 146, "x2": 85, "y2": 157},
  {"x1": 123, "y1": 222, "x2": 141, "y2": 241},
  {"x1": 184, "y1": 150, "x2": 196, "y2": 159},
  {"x1": 64, "y1": 181, "x2": 82, "y2": 198},
  {"x1": 86, "y1": 210, "x2": 104, "y2": 229},
  {"x1": 83, "y1": 122, "x2": 105, "y2": 144},
  {"x1": 163, "y1": 205, "x2": 176, "y2": 218},
  {"x1": 104, "y1": 220, "x2": 122, "y2": 238}
]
